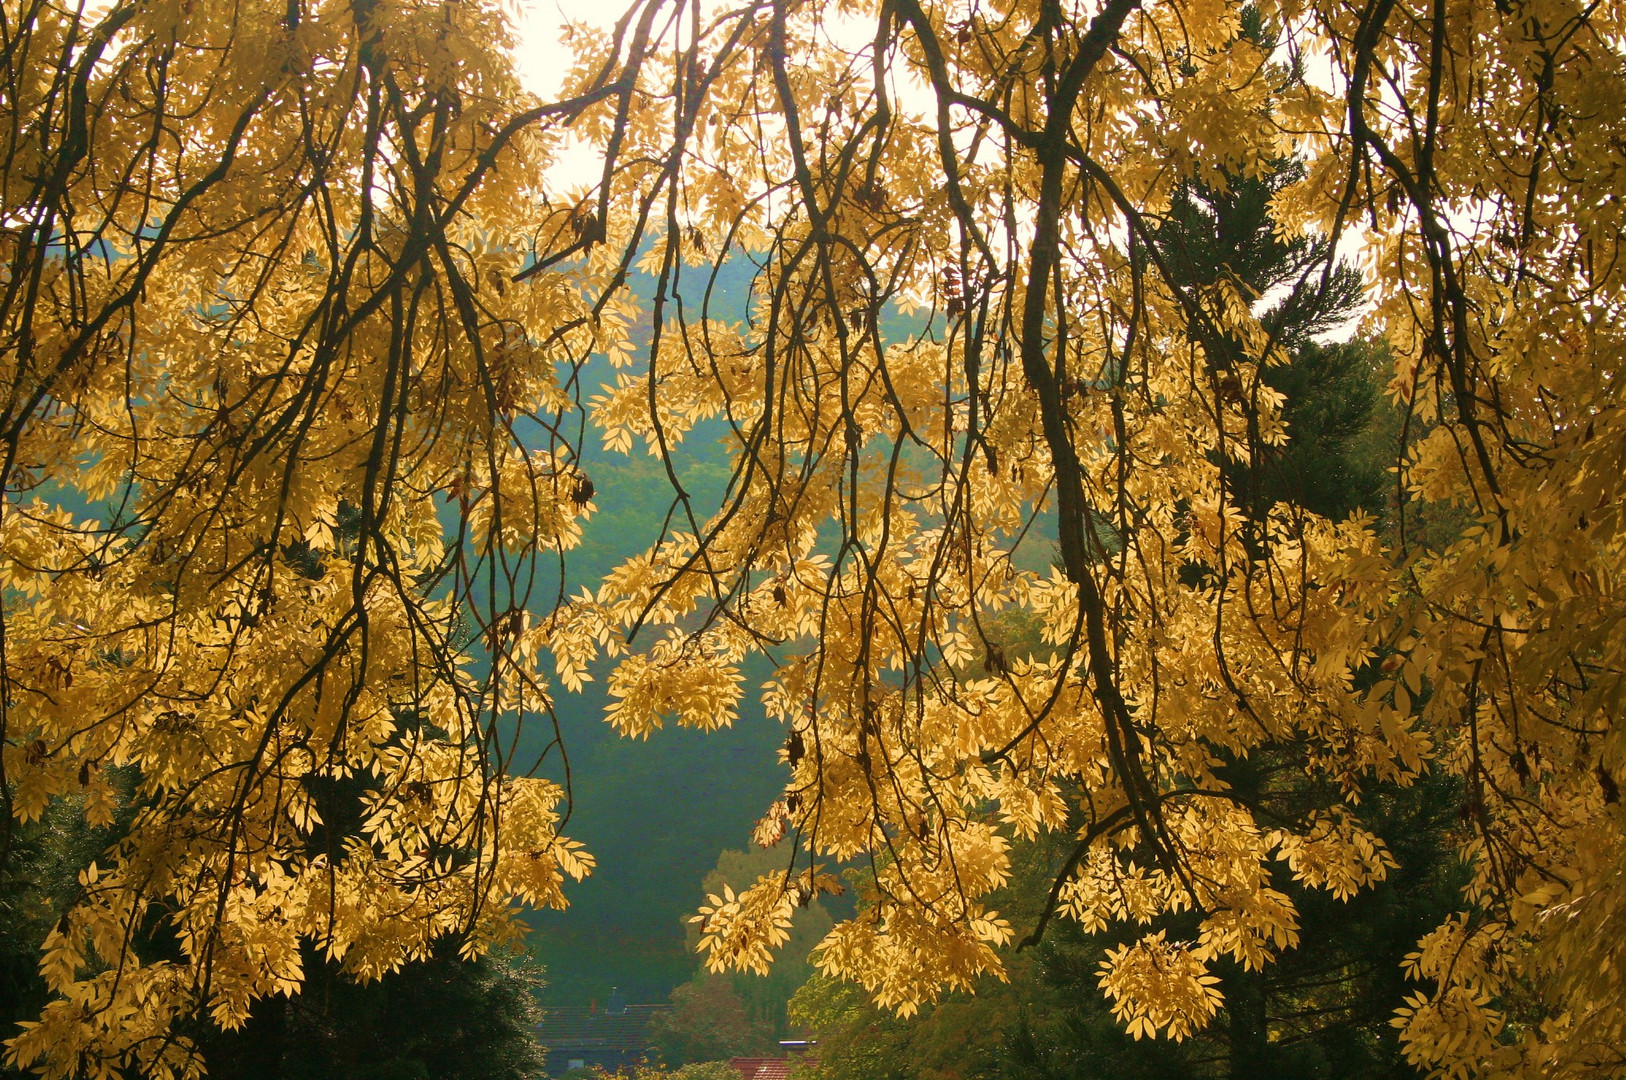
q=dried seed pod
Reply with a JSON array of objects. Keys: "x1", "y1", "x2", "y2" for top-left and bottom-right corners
[
  {"x1": 570, "y1": 475, "x2": 595, "y2": 506},
  {"x1": 1599, "y1": 763, "x2": 1620, "y2": 804},
  {"x1": 571, "y1": 207, "x2": 605, "y2": 247},
  {"x1": 983, "y1": 642, "x2": 1008, "y2": 676}
]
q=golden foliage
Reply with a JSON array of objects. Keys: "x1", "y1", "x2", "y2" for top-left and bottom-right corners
[
  {"x1": 5, "y1": 0, "x2": 1626, "y2": 1077},
  {"x1": 541, "y1": 0, "x2": 1626, "y2": 1077},
  {"x1": 0, "y1": 0, "x2": 654, "y2": 1072}
]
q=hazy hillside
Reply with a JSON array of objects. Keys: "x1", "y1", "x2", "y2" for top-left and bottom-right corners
[
  {"x1": 520, "y1": 253, "x2": 788, "y2": 1006},
  {"x1": 520, "y1": 251, "x2": 936, "y2": 1006}
]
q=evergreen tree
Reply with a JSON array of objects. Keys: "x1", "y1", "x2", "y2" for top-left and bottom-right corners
[
  {"x1": 1154, "y1": 162, "x2": 1386, "y2": 527},
  {"x1": 200, "y1": 943, "x2": 546, "y2": 1080}
]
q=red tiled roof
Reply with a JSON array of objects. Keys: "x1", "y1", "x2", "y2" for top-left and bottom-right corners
[{"x1": 727, "y1": 1057, "x2": 811, "y2": 1080}]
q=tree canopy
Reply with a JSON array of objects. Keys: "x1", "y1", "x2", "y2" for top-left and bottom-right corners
[{"x1": 3, "y1": 0, "x2": 1624, "y2": 1078}]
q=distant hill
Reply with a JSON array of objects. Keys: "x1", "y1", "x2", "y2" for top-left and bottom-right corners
[
  {"x1": 519, "y1": 251, "x2": 789, "y2": 1006},
  {"x1": 519, "y1": 248, "x2": 935, "y2": 1006}
]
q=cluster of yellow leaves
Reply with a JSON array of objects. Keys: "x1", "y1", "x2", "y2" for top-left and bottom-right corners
[
  {"x1": 542, "y1": 0, "x2": 1408, "y2": 1033},
  {"x1": 536, "y1": 0, "x2": 1626, "y2": 1076},
  {"x1": 5, "y1": 0, "x2": 1625, "y2": 1076},
  {"x1": 0, "y1": 0, "x2": 646, "y2": 1072},
  {"x1": 1098, "y1": 932, "x2": 1225, "y2": 1042},
  {"x1": 1284, "y1": 0, "x2": 1626, "y2": 1075}
]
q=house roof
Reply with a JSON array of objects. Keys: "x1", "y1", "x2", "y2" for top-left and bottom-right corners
[
  {"x1": 727, "y1": 1058, "x2": 811, "y2": 1080},
  {"x1": 533, "y1": 1005, "x2": 669, "y2": 1053}
]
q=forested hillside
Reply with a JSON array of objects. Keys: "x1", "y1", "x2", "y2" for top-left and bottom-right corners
[
  {"x1": 521, "y1": 255, "x2": 811, "y2": 1006},
  {"x1": 526, "y1": 251, "x2": 923, "y2": 1006}
]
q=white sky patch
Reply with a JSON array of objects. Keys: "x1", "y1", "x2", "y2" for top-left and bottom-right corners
[
  {"x1": 508, "y1": 0, "x2": 1395, "y2": 342},
  {"x1": 509, "y1": 0, "x2": 936, "y2": 218},
  {"x1": 508, "y1": 0, "x2": 619, "y2": 190},
  {"x1": 512, "y1": 0, "x2": 620, "y2": 98}
]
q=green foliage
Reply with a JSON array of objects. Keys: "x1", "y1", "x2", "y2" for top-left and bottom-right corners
[
  {"x1": 788, "y1": 976, "x2": 912, "y2": 1080},
  {"x1": 788, "y1": 972, "x2": 1034, "y2": 1080},
  {"x1": 228, "y1": 946, "x2": 546, "y2": 1080},
  {"x1": 587, "y1": 1060, "x2": 754, "y2": 1080},
  {"x1": 669, "y1": 1063, "x2": 747, "y2": 1080},
  {"x1": 651, "y1": 977, "x2": 778, "y2": 1065},
  {"x1": 0, "y1": 792, "x2": 130, "y2": 1080},
  {"x1": 653, "y1": 847, "x2": 834, "y2": 1065}
]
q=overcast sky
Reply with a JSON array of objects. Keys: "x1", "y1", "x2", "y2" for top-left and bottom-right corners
[{"x1": 512, "y1": 0, "x2": 618, "y2": 97}]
